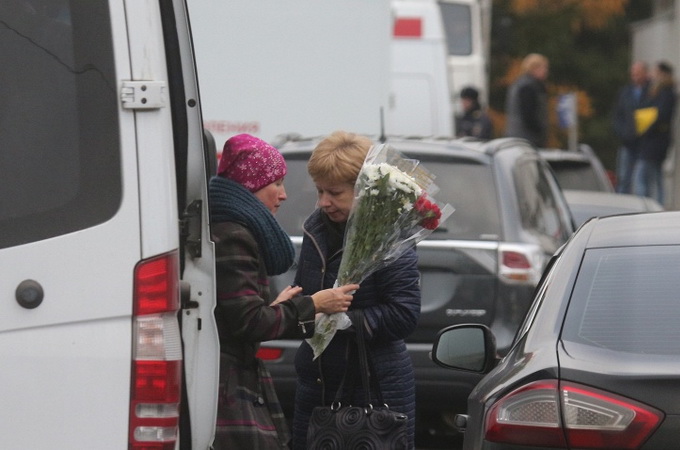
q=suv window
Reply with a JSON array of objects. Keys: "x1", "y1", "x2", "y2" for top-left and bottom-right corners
[
  {"x1": 0, "y1": 1, "x2": 120, "y2": 249},
  {"x1": 562, "y1": 246, "x2": 680, "y2": 356},
  {"x1": 514, "y1": 159, "x2": 570, "y2": 244},
  {"x1": 278, "y1": 154, "x2": 502, "y2": 240}
]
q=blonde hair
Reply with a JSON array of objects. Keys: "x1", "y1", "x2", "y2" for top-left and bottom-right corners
[
  {"x1": 307, "y1": 131, "x2": 373, "y2": 185},
  {"x1": 521, "y1": 53, "x2": 549, "y2": 75}
]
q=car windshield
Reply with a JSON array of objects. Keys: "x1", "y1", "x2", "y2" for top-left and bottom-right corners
[
  {"x1": 562, "y1": 245, "x2": 680, "y2": 356},
  {"x1": 277, "y1": 154, "x2": 502, "y2": 240}
]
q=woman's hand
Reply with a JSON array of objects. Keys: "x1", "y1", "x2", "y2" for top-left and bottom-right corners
[
  {"x1": 271, "y1": 284, "x2": 303, "y2": 306},
  {"x1": 311, "y1": 284, "x2": 359, "y2": 314}
]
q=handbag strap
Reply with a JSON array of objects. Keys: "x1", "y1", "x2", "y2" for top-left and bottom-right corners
[
  {"x1": 355, "y1": 310, "x2": 386, "y2": 407},
  {"x1": 331, "y1": 310, "x2": 386, "y2": 409}
]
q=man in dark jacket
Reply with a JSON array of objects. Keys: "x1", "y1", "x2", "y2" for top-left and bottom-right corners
[
  {"x1": 456, "y1": 86, "x2": 493, "y2": 139},
  {"x1": 504, "y1": 53, "x2": 550, "y2": 147},
  {"x1": 612, "y1": 61, "x2": 649, "y2": 194},
  {"x1": 633, "y1": 61, "x2": 676, "y2": 205}
]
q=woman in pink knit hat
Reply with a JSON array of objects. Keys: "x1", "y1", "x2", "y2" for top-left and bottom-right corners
[{"x1": 208, "y1": 134, "x2": 358, "y2": 449}]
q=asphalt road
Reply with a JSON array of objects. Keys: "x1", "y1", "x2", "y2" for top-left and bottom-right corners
[{"x1": 416, "y1": 433, "x2": 464, "y2": 450}]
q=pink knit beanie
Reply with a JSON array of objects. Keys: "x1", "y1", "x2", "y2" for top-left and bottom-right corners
[{"x1": 217, "y1": 134, "x2": 287, "y2": 192}]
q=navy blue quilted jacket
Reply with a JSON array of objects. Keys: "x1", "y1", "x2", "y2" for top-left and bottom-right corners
[{"x1": 291, "y1": 209, "x2": 421, "y2": 450}]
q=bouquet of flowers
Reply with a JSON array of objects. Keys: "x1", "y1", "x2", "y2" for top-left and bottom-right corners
[{"x1": 307, "y1": 143, "x2": 454, "y2": 359}]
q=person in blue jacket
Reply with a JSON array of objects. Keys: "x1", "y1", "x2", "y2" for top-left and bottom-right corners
[
  {"x1": 291, "y1": 131, "x2": 421, "y2": 450},
  {"x1": 612, "y1": 61, "x2": 650, "y2": 194}
]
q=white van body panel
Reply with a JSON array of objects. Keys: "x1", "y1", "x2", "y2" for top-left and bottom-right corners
[
  {"x1": 390, "y1": 0, "x2": 454, "y2": 136},
  {"x1": 188, "y1": 0, "x2": 392, "y2": 145},
  {"x1": 124, "y1": 0, "x2": 180, "y2": 258}
]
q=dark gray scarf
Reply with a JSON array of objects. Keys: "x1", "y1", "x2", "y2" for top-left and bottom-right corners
[{"x1": 209, "y1": 176, "x2": 295, "y2": 275}]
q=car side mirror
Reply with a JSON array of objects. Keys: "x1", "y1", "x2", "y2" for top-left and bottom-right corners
[{"x1": 431, "y1": 324, "x2": 497, "y2": 373}]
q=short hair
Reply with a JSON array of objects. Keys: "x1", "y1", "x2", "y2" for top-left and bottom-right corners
[
  {"x1": 521, "y1": 53, "x2": 549, "y2": 74},
  {"x1": 460, "y1": 86, "x2": 479, "y2": 101},
  {"x1": 658, "y1": 60, "x2": 673, "y2": 76},
  {"x1": 307, "y1": 131, "x2": 373, "y2": 185}
]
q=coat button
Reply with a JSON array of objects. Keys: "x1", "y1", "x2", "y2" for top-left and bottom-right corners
[{"x1": 316, "y1": 378, "x2": 322, "y2": 384}]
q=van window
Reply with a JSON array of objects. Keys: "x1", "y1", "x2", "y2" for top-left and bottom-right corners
[
  {"x1": 0, "y1": 1, "x2": 120, "y2": 249},
  {"x1": 439, "y1": 2, "x2": 472, "y2": 56}
]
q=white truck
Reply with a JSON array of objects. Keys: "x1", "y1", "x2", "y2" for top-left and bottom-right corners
[
  {"x1": 189, "y1": 0, "x2": 455, "y2": 147},
  {"x1": 1, "y1": 1, "x2": 219, "y2": 448}
]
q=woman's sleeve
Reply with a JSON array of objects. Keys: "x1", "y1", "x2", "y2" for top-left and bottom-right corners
[
  {"x1": 353, "y1": 247, "x2": 421, "y2": 342},
  {"x1": 214, "y1": 224, "x2": 315, "y2": 341}
]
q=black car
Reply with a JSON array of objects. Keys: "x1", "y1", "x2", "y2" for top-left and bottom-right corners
[
  {"x1": 432, "y1": 211, "x2": 680, "y2": 449},
  {"x1": 563, "y1": 189, "x2": 663, "y2": 227},
  {"x1": 261, "y1": 136, "x2": 574, "y2": 442}
]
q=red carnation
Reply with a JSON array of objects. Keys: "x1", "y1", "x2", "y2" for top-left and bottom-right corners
[{"x1": 415, "y1": 195, "x2": 442, "y2": 230}]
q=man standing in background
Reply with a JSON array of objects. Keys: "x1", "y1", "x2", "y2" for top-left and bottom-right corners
[
  {"x1": 612, "y1": 61, "x2": 650, "y2": 194},
  {"x1": 456, "y1": 86, "x2": 494, "y2": 140},
  {"x1": 504, "y1": 53, "x2": 550, "y2": 147}
]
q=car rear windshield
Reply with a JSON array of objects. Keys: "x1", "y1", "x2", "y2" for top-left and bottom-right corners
[
  {"x1": 548, "y1": 161, "x2": 602, "y2": 191},
  {"x1": 277, "y1": 154, "x2": 501, "y2": 241},
  {"x1": 0, "y1": 1, "x2": 120, "y2": 249},
  {"x1": 562, "y1": 245, "x2": 680, "y2": 356}
]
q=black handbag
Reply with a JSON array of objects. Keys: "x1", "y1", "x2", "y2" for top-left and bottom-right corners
[{"x1": 306, "y1": 312, "x2": 409, "y2": 449}]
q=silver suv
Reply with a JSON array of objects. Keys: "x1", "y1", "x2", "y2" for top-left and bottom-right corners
[{"x1": 262, "y1": 136, "x2": 574, "y2": 444}]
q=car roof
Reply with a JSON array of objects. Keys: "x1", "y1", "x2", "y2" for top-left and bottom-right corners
[
  {"x1": 564, "y1": 189, "x2": 664, "y2": 227},
  {"x1": 564, "y1": 189, "x2": 663, "y2": 210},
  {"x1": 277, "y1": 135, "x2": 535, "y2": 164},
  {"x1": 584, "y1": 210, "x2": 680, "y2": 248},
  {"x1": 538, "y1": 148, "x2": 591, "y2": 163}
]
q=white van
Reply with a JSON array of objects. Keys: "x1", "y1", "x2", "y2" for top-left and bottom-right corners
[{"x1": 0, "y1": 1, "x2": 219, "y2": 449}]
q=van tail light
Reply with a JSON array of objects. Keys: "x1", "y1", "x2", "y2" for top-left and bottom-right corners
[
  {"x1": 485, "y1": 380, "x2": 663, "y2": 449},
  {"x1": 498, "y1": 243, "x2": 545, "y2": 285},
  {"x1": 130, "y1": 252, "x2": 182, "y2": 450}
]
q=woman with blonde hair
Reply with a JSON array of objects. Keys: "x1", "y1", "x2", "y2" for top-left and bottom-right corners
[
  {"x1": 291, "y1": 131, "x2": 421, "y2": 449},
  {"x1": 505, "y1": 53, "x2": 550, "y2": 147}
]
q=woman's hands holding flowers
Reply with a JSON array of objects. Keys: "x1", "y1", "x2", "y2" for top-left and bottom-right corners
[{"x1": 311, "y1": 284, "x2": 359, "y2": 314}]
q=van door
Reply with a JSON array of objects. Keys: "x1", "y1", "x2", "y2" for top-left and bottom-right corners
[
  {"x1": 167, "y1": 1, "x2": 221, "y2": 448},
  {"x1": 0, "y1": 1, "x2": 144, "y2": 448}
]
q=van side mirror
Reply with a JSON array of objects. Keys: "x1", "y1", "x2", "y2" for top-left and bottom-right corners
[{"x1": 431, "y1": 324, "x2": 497, "y2": 373}]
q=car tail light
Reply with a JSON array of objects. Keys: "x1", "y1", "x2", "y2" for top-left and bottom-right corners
[
  {"x1": 130, "y1": 252, "x2": 182, "y2": 450},
  {"x1": 498, "y1": 243, "x2": 545, "y2": 285},
  {"x1": 485, "y1": 380, "x2": 663, "y2": 449},
  {"x1": 256, "y1": 347, "x2": 283, "y2": 361}
]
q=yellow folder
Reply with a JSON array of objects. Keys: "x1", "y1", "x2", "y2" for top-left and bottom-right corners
[{"x1": 635, "y1": 107, "x2": 658, "y2": 135}]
